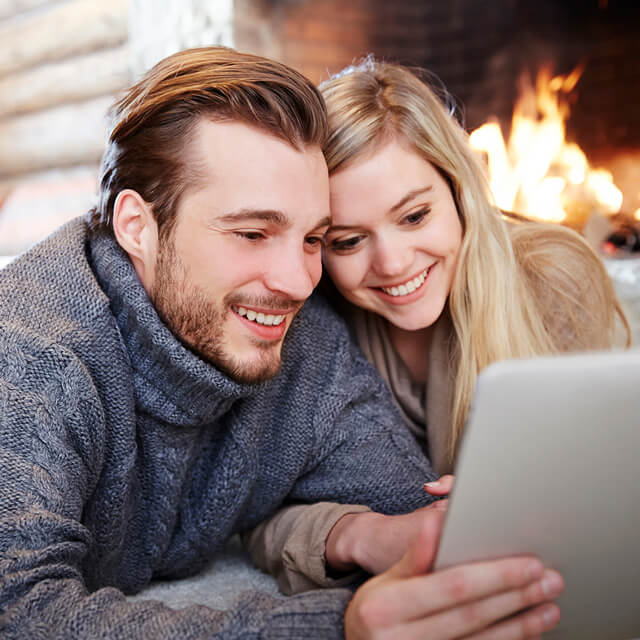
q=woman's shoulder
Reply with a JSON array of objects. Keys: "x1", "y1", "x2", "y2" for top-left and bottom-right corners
[
  {"x1": 508, "y1": 219, "x2": 594, "y2": 260},
  {"x1": 507, "y1": 221, "x2": 625, "y2": 350},
  {"x1": 508, "y1": 220, "x2": 609, "y2": 300}
]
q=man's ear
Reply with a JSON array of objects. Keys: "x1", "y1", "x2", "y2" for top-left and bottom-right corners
[{"x1": 112, "y1": 189, "x2": 158, "y2": 290}]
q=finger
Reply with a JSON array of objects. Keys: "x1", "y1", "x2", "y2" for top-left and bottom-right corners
[
  {"x1": 466, "y1": 603, "x2": 561, "y2": 640},
  {"x1": 424, "y1": 474, "x2": 455, "y2": 495},
  {"x1": 387, "y1": 508, "x2": 445, "y2": 579},
  {"x1": 395, "y1": 602, "x2": 560, "y2": 640},
  {"x1": 376, "y1": 556, "x2": 552, "y2": 622},
  {"x1": 414, "y1": 569, "x2": 563, "y2": 639},
  {"x1": 380, "y1": 571, "x2": 562, "y2": 640}
]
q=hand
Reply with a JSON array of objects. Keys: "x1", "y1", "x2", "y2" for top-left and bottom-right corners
[
  {"x1": 325, "y1": 500, "x2": 448, "y2": 575},
  {"x1": 325, "y1": 475, "x2": 453, "y2": 575},
  {"x1": 345, "y1": 509, "x2": 564, "y2": 640},
  {"x1": 424, "y1": 473, "x2": 455, "y2": 496}
]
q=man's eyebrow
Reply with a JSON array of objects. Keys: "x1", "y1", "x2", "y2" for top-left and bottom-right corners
[
  {"x1": 216, "y1": 209, "x2": 291, "y2": 227},
  {"x1": 389, "y1": 186, "x2": 433, "y2": 213}
]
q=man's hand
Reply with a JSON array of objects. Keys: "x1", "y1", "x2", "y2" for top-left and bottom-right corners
[{"x1": 345, "y1": 509, "x2": 564, "y2": 640}]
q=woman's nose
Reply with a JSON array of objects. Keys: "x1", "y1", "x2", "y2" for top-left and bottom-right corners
[{"x1": 371, "y1": 237, "x2": 413, "y2": 279}]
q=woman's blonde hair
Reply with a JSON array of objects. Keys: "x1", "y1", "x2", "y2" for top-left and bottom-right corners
[{"x1": 320, "y1": 59, "x2": 629, "y2": 469}]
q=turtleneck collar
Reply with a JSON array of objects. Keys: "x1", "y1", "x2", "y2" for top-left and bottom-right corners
[{"x1": 88, "y1": 228, "x2": 256, "y2": 427}]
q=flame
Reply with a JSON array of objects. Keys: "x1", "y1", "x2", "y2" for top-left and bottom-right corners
[{"x1": 470, "y1": 65, "x2": 623, "y2": 225}]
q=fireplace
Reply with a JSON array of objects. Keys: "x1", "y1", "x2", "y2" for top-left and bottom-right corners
[
  {"x1": 1, "y1": 0, "x2": 638, "y2": 285},
  {"x1": 234, "y1": 0, "x2": 640, "y2": 226}
]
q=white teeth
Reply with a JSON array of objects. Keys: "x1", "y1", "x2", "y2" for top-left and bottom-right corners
[
  {"x1": 233, "y1": 306, "x2": 286, "y2": 326},
  {"x1": 381, "y1": 268, "x2": 430, "y2": 297}
]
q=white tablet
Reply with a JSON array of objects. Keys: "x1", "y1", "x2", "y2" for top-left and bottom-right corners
[{"x1": 434, "y1": 350, "x2": 640, "y2": 640}]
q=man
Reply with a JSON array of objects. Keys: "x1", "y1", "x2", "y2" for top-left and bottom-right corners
[{"x1": 0, "y1": 47, "x2": 562, "y2": 638}]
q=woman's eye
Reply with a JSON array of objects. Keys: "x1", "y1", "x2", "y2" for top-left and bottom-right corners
[
  {"x1": 234, "y1": 231, "x2": 266, "y2": 241},
  {"x1": 403, "y1": 208, "x2": 430, "y2": 225},
  {"x1": 329, "y1": 235, "x2": 364, "y2": 252}
]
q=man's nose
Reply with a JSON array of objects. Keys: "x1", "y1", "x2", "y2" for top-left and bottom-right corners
[{"x1": 263, "y1": 244, "x2": 317, "y2": 302}]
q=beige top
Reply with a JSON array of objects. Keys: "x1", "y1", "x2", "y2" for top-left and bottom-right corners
[{"x1": 351, "y1": 307, "x2": 456, "y2": 476}]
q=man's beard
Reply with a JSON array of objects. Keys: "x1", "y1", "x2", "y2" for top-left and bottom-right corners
[{"x1": 150, "y1": 240, "x2": 295, "y2": 384}]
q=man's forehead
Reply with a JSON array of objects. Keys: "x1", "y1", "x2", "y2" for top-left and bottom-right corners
[
  {"x1": 190, "y1": 117, "x2": 320, "y2": 161},
  {"x1": 185, "y1": 118, "x2": 329, "y2": 219},
  {"x1": 180, "y1": 119, "x2": 330, "y2": 229}
]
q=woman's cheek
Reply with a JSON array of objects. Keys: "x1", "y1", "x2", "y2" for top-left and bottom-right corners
[{"x1": 326, "y1": 255, "x2": 363, "y2": 294}]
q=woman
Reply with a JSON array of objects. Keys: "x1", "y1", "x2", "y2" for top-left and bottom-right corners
[
  {"x1": 246, "y1": 59, "x2": 628, "y2": 636},
  {"x1": 319, "y1": 59, "x2": 628, "y2": 473}
]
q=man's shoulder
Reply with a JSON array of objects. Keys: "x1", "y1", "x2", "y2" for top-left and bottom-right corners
[
  {"x1": 0, "y1": 216, "x2": 89, "y2": 294},
  {"x1": 0, "y1": 217, "x2": 119, "y2": 376},
  {"x1": 0, "y1": 217, "x2": 110, "y2": 331}
]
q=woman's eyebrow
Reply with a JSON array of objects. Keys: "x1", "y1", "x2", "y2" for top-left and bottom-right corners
[
  {"x1": 389, "y1": 186, "x2": 433, "y2": 213},
  {"x1": 327, "y1": 186, "x2": 435, "y2": 233},
  {"x1": 327, "y1": 223, "x2": 360, "y2": 233}
]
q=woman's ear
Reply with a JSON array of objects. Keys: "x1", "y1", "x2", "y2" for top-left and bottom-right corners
[{"x1": 112, "y1": 189, "x2": 158, "y2": 290}]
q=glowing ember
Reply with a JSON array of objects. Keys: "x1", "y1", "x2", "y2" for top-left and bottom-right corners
[{"x1": 470, "y1": 65, "x2": 623, "y2": 226}]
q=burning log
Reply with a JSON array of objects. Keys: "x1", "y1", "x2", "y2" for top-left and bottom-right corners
[{"x1": 469, "y1": 65, "x2": 624, "y2": 229}]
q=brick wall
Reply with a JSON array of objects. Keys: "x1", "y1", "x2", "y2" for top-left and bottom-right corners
[{"x1": 236, "y1": 0, "x2": 640, "y2": 154}]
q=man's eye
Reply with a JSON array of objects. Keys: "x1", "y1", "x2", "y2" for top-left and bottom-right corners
[
  {"x1": 304, "y1": 235, "x2": 325, "y2": 250},
  {"x1": 234, "y1": 231, "x2": 266, "y2": 241},
  {"x1": 403, "y1": 208, "x2": 430, "y2": 225},
  {"x1": 330, "y1": 235, "x2": 364, "y2": 252}
]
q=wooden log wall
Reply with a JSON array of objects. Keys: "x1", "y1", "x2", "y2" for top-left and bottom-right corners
[
  {"x1": 0, "y1": 0, "x2": 242, "y2": 255},
  {"x1": 0, "y1": 0, "x2": 130, "y2": 254}
]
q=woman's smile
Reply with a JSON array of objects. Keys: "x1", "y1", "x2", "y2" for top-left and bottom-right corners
[{"x1": 371, "y1": 264, "x2": 435, "y2": 305}]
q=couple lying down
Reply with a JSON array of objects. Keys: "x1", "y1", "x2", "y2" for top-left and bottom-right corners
[{"x1": 0, "y1": 46, "x2": 627, "y2": 640}]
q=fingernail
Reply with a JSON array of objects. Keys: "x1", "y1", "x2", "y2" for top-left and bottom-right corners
[
  {"x1": 541, "y1": 572, "x2": 563, "y2": 597},
  {"x1": 525, "y1": 560, "x2": 543, "y2": 581},
  {"x1": 541, "y1": 603, "x2": 560, "y2": 629},
  {"x1": 424, "y1": 482, "x2": 439, "y2": 488}
]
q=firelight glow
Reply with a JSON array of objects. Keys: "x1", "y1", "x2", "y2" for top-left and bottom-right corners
[{"x1": 469, "y1": 65, "x2": 623, "y2": 225}]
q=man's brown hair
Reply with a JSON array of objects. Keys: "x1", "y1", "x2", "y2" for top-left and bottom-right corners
[{"x1": 89, "y1": 46, "x2": 327, "y2": 236}]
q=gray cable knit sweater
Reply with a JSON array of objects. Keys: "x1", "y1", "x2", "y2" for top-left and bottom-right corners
[{"x1": 0, "y1": 217, "x2": 436, "y2": 639}]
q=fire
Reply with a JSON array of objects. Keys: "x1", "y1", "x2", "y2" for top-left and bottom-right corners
[{"x1": 469, "y1": 65, "x2": 623, "y2": 226}]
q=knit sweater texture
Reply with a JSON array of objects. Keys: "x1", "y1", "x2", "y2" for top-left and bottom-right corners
[{"x1": 0, "y1": 217, "x2": 435, "y2": 639}]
